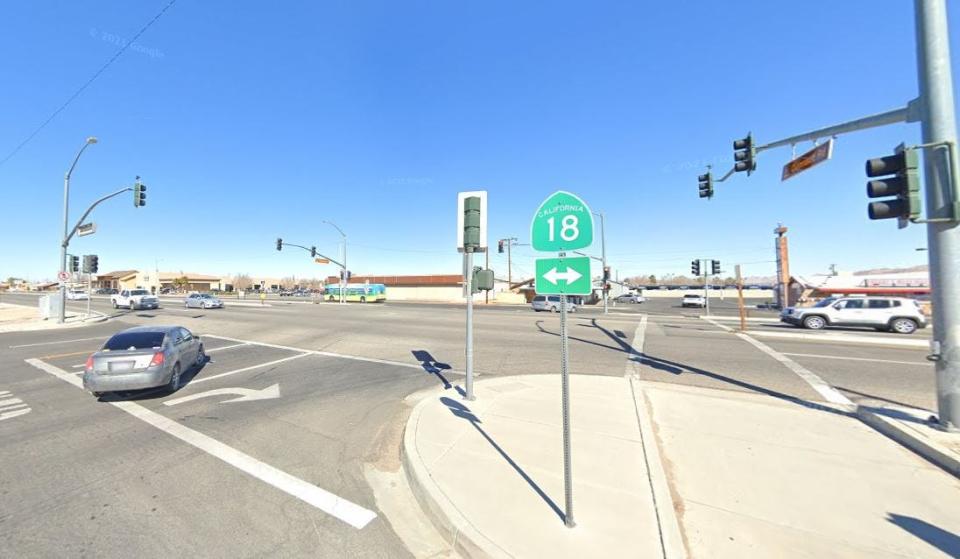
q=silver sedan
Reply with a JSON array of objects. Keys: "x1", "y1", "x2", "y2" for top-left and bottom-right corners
[
  {"x1": 185, "y1": 293, "x2": 224, "y2": 309},
  {"x1": 82, "y1": 326, "x2": 205, "y2": 397}
]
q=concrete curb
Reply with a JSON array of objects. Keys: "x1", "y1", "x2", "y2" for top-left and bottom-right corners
[
  {"x1": 856, "y1": 406, "x2": 960, "y2": 479},
  {"x1": 746, "y1": 330, "x2": 929, "y2": 348},
  {"x1": 629, "y1": 378, "x2": 689, "y2": 559},
  {"x1": 401, "y1": 388, "x2": 499, "y2": 559}
]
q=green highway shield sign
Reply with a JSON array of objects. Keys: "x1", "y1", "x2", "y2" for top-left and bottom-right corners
[
  {"x1": 530, "y1": 191, "x2": 594, "y2": 252},
  {"x1": 535, "y1": 256, "x2": 592, "y2": 295}
]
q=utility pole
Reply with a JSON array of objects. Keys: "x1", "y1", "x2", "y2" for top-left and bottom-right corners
[
  {"x1": 774, "y1": 225, "x2": 790, "y2": 309},
  {"x1": 597, "y1": 211, "x2": 608, "y2": 315},
  {"x1": 916, "y1": 0, "x2": 960, "y2": 430}
]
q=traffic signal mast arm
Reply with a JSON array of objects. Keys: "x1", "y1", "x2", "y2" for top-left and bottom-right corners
[
  {"x1": 63, "y1": 184, "x2": 137, "y2": 248},
  {"x1": 276, "y1": 240, "x2": 344, "y2": 268}
]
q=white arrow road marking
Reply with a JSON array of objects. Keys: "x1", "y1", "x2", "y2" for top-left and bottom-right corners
[
  {"x1": 164, "y1": 384, "x2": 281, "y2": 407},
  {"x1": 543, "y1": 266, "x2": 582, "y2": 285},
  {"x1": 24, "y1": 359, "x2": 377, "y2": 529}
]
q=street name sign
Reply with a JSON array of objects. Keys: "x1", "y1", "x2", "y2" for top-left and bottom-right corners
[
  {"x1": 530, "y1": 191, "x2": 593, "y2": 252},
  {"x1": 77, "y1": 222, "x2": 97, "y2": 237},
  {"x1": 535, "y1": 256, "x2": 591, "y2": 295},
  {"x1": 781, "y1": 139, "x2": 833, "y2": 181}
]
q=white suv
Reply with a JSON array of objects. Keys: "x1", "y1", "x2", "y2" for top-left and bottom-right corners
[
  {"x1": 681, "y1": 293, "x2": 706, "y2": 308},
  {"x1": 780, "y1": 297, "x2": 927, "y2": 334},
  {"x1": 111, "y1": 289, "x2": 160, "y2": 310}
]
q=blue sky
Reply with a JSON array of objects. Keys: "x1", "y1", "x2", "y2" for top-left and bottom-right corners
[{"x1": 0, "y1": 1, "x2": 954, "y2": 283}]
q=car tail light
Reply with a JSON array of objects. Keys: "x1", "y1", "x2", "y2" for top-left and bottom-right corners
[
  {"x1": 149, "y1": 352, "x2": 165, "y2": 367},
  {"x1": 85, "y1": 355, "x2": 94, "y2": 371}
]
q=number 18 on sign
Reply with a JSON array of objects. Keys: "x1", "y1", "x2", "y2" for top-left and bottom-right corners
[{"x1": 530, "y1": 190, "x2": 594, "y2": 529}]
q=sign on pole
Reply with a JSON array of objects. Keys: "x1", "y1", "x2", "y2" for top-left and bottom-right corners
[
  {"x1": 57, "y1": 271, "x2": 70, "y2": 282},
  {"x1": 77, "y1": 222, "x2": 97, "y2": 237},
  {"x1": 530, "y1": 189, "x2": 595, "y2": 529},
  {"x1": 314, "y1": 258, "x2": 330, "y2": 264},
  {"x1": 535, "y1": 256, "x2": 591, "y2": 295},
  {"x1": 530, "y1": 191, "x2": 594, "y2": 252},
  {"x1": 781, "y1": 139, "x2": 833, "y2": 181}
]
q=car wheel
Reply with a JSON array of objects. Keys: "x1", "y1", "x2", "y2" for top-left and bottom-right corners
[
  {"x1": 91, "y1": 391, "x2": 103, "y2": 398},
  {"x1": 551, "y1": 305, "x2": 558, "y2": 313},
  {"x1": 195, "y1": 345, "x2": 205, "y2": 367},
  {"x1": 360, "y1": 296, "x2": 366, "y2": 303},
  {"x1": 185, "y1": 301, "x2": 190, "y2": 308},
  {"x1": 167, "y1": 363, "x2": 182, "y2": 392},
  {"x1": 802, "y1": 315, "x2": 826, "y2": 330},
  {"x1": 112, "y1": 301, "x2": 118, "y2": 309},
  {"x1": 890, "y1": 318, "x2": 918, "y2": 335}
]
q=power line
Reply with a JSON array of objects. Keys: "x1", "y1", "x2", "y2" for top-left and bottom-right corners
[{"x1": 0, "y1": 0, "x2": 178, "y2": 168}]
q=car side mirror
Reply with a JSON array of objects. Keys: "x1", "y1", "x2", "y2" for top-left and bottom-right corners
[{"x1": 833, "y1": 304, "x2": 843, "y2": 310}]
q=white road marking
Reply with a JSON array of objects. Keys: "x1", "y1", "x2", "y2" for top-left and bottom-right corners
[
  {"x1": 0, "y1": 397, "x2": 25, "y2": 409},
  {"x1": 23, "y1": 358, "x2": 377, "y2": 529},
  {"x1": 200, "y1": 334, "x2": 466, "y2": 376},
  {"x1": 9, "y1": 336, "x2": 105, "y2": 349},
  {"x1": 0, "y1": 391, "x2": 31, "y2": 421},
  {"x1": 190, "y1": 354, "x2": 311, "y2": 385},
  {"x1": 624, "y1": 314, "x2": 647, "y2": 378},
  {"x1": 164, "y1": 384, "x2": 281, "y2": 406},
  {"x1": 0, "y1": 390, "x2": 9, "y2": 397},
  {"x1": 702, "y1": 317, "x2": 733, "y2": 332},
  {"x1": 735, "y1": 334, "x2": 854, "y2": 407},
  {"x1": 204, "y1": 343, "x2": 249, "y2": 353},
  {"x1": 746, "y1": 330, "x2": 928, "y2": 348},
  {"x1": 781, "y1": 352, "x2": 929, "y2": 367}
]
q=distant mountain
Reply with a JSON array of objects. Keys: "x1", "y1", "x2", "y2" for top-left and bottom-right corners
[{"x1": 853, "y1": 265, "x2": 928, "y2": 276}]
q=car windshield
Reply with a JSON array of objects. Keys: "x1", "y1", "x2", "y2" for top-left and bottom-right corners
[
  {"x1": 131, "y1": 290, "x2": 150, "y2": 296},
  {"x1": 813, "y1": 298, "x2": 837, "y2": 308},
  {"x1": 102, "y1": 331, "x2": 165, "y2": 351}
]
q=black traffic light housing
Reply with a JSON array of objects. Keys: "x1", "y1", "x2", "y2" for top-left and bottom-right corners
[
  {"x1": 711, "y1": 260, "x2": 720, "y2": 275},
  {"x1": 866, "y1": 145, "x2": 920, "y2": 224},
  {"x1": 691, "y1": 260, "x2": 700, "y2": 276},
  {"x1": 132, "y1": 179, "x2": 146, "y2": 207},
  {"x1": 733, "y1": 134, "x2": 756, "y2": 175},
  {"x1": 603, "y1": 266, "x2": 611, "y2": 282},
  {"x1": 70, "y1": 255, "x2": 80, "y2": 273},
  {"x1": 310, "y1": 246, "x2": 317, "y2": 258},
  {"x1": 89, "y1": 255, "x2": 99, "y2": 274},
  {"x1": 698, "y1": 172, "x2": 714, "y2": 199},
  {"x1": 498, "y1": 240, "x2": 504, "y2": 254},
  {"x1": 276, "y1": 238, "x2": 283, "y2": 251}
]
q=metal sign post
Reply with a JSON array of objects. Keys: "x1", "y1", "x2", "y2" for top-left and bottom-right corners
[
  {"x1": 459, "y1": 192, "x2": 486, "y2": 402},
  {"x1": 531, "y1": 190, "x2": 594, "y2": 529}
]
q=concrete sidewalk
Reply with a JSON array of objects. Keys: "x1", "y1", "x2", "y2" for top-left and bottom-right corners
[
  {"x1": 403, "y1": 375, "x2": 960, "y2": 558},
  {"x1": 403, "y1": 374, "x2": 681, "y2": 559}
]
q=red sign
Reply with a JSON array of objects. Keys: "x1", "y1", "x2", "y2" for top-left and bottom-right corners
[{"x1": 782, "y1": 139, "x2": 833, "y2": 181}]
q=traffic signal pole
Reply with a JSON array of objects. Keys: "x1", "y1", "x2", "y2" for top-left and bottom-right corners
[{"x1": 916, "y1": 0, "x2": 960, "y2": 430}]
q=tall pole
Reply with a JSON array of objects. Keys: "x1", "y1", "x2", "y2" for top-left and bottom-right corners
[
  {"x1": 507, "y1": 238, "x2": 513, "y2": 286},
  {"x1": 559, "y1": 292, "x2": 574, "y2": 527},
  {"x1": 598, "y1": 211, "x2": 608, "y2": 314},
  {"x1": 703, "y1": 260, "x2": 710, "y2": 315},
  {"x1": 736, "y1": 264, "x2": 746, "y2": 332},
  {"x1": 464, "y1": 250, "x2": 475, "y2": 400},
  {"x1": 916, "y1": 0, "x2": 960, "y2": 430},
  {"x1": 485, "y1": 250, "x2": 489, "y2": 304},
  {"x1": 323, "y1": 220, "x2": 347, "y2": 305}
]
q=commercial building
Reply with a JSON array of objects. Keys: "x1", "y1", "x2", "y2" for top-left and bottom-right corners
[
  {"x1": 93, "y1": 270, "x2": 224, "y2": 293},
  {"x1": 789, "y1": 271, "x2": 929, "y2": 306}
]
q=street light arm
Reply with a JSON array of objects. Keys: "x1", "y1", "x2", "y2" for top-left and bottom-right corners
[
  {"x1": 63, "y1": 186, "x2": 132, "y2": 246},
  {"x1": 64, "y1": 140, "x2": 95, "y2": 181},
  {"x1": 321, "y1": 220, "x2": 346, "y2": 238}
]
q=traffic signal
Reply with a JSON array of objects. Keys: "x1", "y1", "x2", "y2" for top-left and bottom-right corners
[
  {"x1": 463, "y1": 196, "x2": 481, "y2": 251},
  {"x1": 471, "y1": 267, "x2": 494, "y2": 293},
  {"x1": 89, "y1": 255, "x2": 99, "y2": 274},
  {"x1": 733, "y1": 133, "x2": 756, "y2": 174},
  {"x1": 866, "y1": 145, "x2": 920, "y2": 223},
  {"x1": 711, "y1": 260, "x2": 720, "y2": 275},
  {"x1": 498, "y1": 240, "x2": 504, "y2": 254},
  {"x1": 691, "y1": 259, "x2": 700, "y2": 276},
  {"x1": 310, "y1": 246, "x2": 317, "y2": 258},
  {"x1": 603, "y1": 266, "x2": 610, "y2": 282},
  {"x1": 70, "y1": 255, "x2": 80, "y2": 273},
  {"x1": 276, "y1": 238, "x2": 283, "y2": 251},
  {"x1": 698, "y1": 172, "x2": 714, "y2": 199},
  {"x1": 132, "y1": 180, "x2": 146, "y2": 207}
]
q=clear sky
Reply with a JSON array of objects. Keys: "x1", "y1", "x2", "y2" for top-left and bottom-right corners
[{"x1": 1, "y1": 1, "x2": 955, "y2": 284}]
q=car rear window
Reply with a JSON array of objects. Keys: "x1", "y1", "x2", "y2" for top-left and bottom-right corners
[
  {"x1": 533, "y1": 296, "x2": 545, "y2": 302},
  {"x1": 103, "y1": 331, "x2": 165, "y2": 351}
]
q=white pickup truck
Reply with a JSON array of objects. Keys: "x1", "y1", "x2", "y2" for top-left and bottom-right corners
[{"x1": 111, "y1": 289, "x2": 160, "y2": 310}]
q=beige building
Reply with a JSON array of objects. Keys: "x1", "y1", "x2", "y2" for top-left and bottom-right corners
[{"x1": 94, "y1": 270, "x2": 224, "y2": 293}]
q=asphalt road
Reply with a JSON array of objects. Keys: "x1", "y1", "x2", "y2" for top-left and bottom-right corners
[{"x1": 0, "y1": 292, "x2": 938, "y2": 557}]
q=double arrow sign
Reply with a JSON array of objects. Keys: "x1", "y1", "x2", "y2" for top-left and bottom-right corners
[
  {"x1": 534, "y1": 257, "x2": 591, "y2": 295},
  {"x1": 542, "y1": 266, "x2": 583, "y2": 285}
]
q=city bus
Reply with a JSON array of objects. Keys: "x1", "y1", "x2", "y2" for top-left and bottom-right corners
[{"x1": 323, "y1": 283, "x2": 387, "y2": 303}]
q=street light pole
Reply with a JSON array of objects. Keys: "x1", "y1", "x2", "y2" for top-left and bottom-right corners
[
  {"x1": 916, "y1": 0, "x2": 960, "y2": 431},
  {"x1": 59, "y1": 136, "x2": 97, "y2": 323},
  {"x1": 595, "y1": 211, "x2": 608, "y2": 315},
  {"x1": 323, "y1": 220, "x2": 347, "y2": 305}
]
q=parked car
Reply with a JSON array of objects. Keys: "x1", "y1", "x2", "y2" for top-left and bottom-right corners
[
  {"x1": 780, "y1": 297, "x2": 927, "y2": 334},
  {"x1": 111, "y1": 289, "x2": 160, "y2": 310},
  {"x1": 531, "y1": 295, "x2": 578, "y2": 313},
  {"x1": 82, "y1": 326, "x2": 205, "y2": 397},
  {"x1": 615, "y1": 293, "x2": 645, "y2": 304},
  {"x1": 681, "y1": 293, "x2": 706, "y2": 308},
  {"x1": 185, "y1": 293, "x2": 224, "y2": 309},
  {"x1": 66, "y1": 289, "x2": 89, "y2": 300}
]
